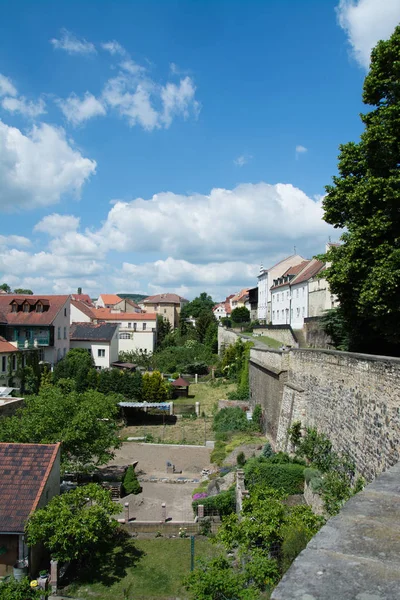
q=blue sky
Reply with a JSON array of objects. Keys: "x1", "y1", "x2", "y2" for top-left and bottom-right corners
[{"x1": 0, "y1": 0, "x2": 399, "y2": 300}]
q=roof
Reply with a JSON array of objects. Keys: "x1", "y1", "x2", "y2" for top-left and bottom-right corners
[
  {"x1": 259, "y1": 254, "x2": 306, "y2": 277},
  {"x1": 270, "y1": 261, "x2": 310, "y2": 290},
  {"x1": 0, "y1": 443, "x2": 60, "y2": 533},
  {"x1": 99, "y1": 294, "x2": 122, "y2": 305},
  {"x1": 231, "y1": 289, "x2": 249, "y2": 303},
  {"x1": 172, "y1": 376, "x2": 190, "y2": 387},
  {"x1": 70, "y1": 322, "x2": 118, "y2": 342},
  {"x1": 71, "y1": 299, "x2": 96, "y2": 319},
  {"x1": 71, "y1": 293, "x2": 93, "y2": 306},
  {"x1": 142, "y1": 293, "x2": 188, "y2": 304},
  {"x1": 0, "y1": 295, "x2": 69, "y2": 326},
  {"x1": 291, "y1": 259, "x2": 325, "y2": 286},
  {"x1": 93, "y1": 309, "x2": 157, "y2": 321},
  {"x1": 0, "y1": 336, "x2": 17, "y2": 354},
  {"x1": 119, "y1": 298, "x2": 141, "y2": 310}
]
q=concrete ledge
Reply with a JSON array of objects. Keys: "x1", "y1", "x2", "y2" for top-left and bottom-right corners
[
  {"x1": 290, "y1": 346, "x2": 400, "y2": 364},
  {"x1": 272, "y1": 461, "x2": 400, "y2": 600}
]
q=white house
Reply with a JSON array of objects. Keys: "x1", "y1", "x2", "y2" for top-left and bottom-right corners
[
  {"x1": 70, "y1": 299, "x2": 95, "y2": 324},
  {"x1": 258, "y1": 254, "x2": 306, "y2": 322},
  {"x1": 290, "y1": 259, "x2": 325, "y2": 329},
  {"x1": 270, "y1": 261, "x2": 309, "y2": 325},
  {"x1": 70, "y1": 322, "x2": 119, "y2": 369},
  {"x1": 92, "y1": 309, "x2": 157, "y2": 355},
  {"x1": 95, "y1": 294, "x2": 122, "y2": 309},
  {"x1": 0, "y1": 337, "x2": 19, "y2": 386}
]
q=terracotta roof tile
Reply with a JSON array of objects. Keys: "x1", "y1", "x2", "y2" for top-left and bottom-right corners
[
  {"x1": 0, "y1": 443, "x2": 60, "y2": 533},
  {"x1": 291, "y1": 259, "x2": 325, "y2": 285},
  {"x1": 92, "y1": 308, "x2": 157, "y2": 321},
  {"x1": 71, "y1": 294, "x2": 93, "y2": 306},
  {"x1": 0, "y1": 337, "x2": 17, "y2": 353},
  {"x1": 172, "y1": 377, "x2": 190, "y2": 387},
  {"x1": 270, "y1": 261, "x2": 310, "y2": 290},
  {"x1": 0, "y1": 295, "x2": 69, "y2": 326},
  {"x1": 98, "y1": 294, "x2": 122, "y2": 305},
  {"x1": 142, "y1": 293, "x2": 188, "y2": 304}
]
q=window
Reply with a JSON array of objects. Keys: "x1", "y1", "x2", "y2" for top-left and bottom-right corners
[
  {"x1": 63, "y1": 327, "x2": 67, "y2": 340},
  {"x1": 36, "y1": 303, "x2": 43, "y2": 313},
  {"x1": 128, "y1": 322, "x2": 131, "y2": 328},
  {"x1": 302, "y1": 307, "x2": 305, "y2": 317},
  {"x1": 57, "y1": 327, "x2": 61, "y2": 340},
  {"x1": 296, "y1": 308, "x2": 300, "y2": 317},
  {"x1": 23, "y1": 303, "x2": 29, "y2": 312},
  {"x1": 64, "y1": 308, "x2": 67, "y2": 317},
  {"x1": 276, "y1": 294, "x2": 279, "y2": 303},
  {"x1": 11, "y1": 303, "x2": 17, "y2": 313},
  {"x1": 164, "y1": 309, "x2": 167, "y2": 314},
  {"x1": 287, "y1": 291, "x2": 289, "y2": 298},
  {"x1": 296, "y1": 289, "x2": 299, "y2": 298},
  {"x1": 98, "y1": 349, "x2": 105, "y2": 357},
  {"x1": 143, "y1": 323, "x2": 147, "y2": 330},
  {"x1": 120, "y1": 332, "x2": 130, "y2": 339},
  {"x1": 282, "y1": 292, "x2": 284, "y2": 301},
  {"x1": 272, "y1": 311, "x2": 275, "y2": 320},
  {"x1": 1, "y1": 356, "x2": 6, "y2": 372},
  {"x1": 154, "y1": 305, "x2": 157, "y2": 310},
  {"x1": 291, "y1": 309, "x2": 293, "y2": 318},
  {"x1": 63, "y1": 347, "x2": 67, "y2": 357}
]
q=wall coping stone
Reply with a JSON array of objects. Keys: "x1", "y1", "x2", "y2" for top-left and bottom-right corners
[
  {"x1": 249, "y1": 358, "x2": 286, "y2": 377},
  {"x1": 271, "y1": 460, "x2": 400, "y2": 600},
  {"x1": 291, "y1": 346, "x2": 400, "y2": 364}
]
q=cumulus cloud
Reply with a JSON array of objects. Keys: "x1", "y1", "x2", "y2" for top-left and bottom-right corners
[
  {"x1": 101, "y1": 41, "x2": 127, "y2": 56},
  {"x1": 0, "y1": 121, "x2": 96, "y2": 210},
  {"x1": 57, "y1": 92, "x2": 106, "y2": 125},
  {"x1": 1, "y1": 96, "x2": 46, "y2": 118},
  {"x1": 50, "y1": 29, "x2": 96, "y2": 55},
  {"x1": 160, "y1": 77, "x2": 200, "y2": 127},
  {"x1": 0, "y1": 248, "x2": 102, "y2": 278},
  {"x1": 337, "y1": 0, "x2": 400, "y2": 68},
  {"x1": 0, "y1": 235, "x2": 31, "y2": 248},
  {"x1": 295, "y1": 145, "x2": 307, "y2": 158},
  {"x1": 234, "y1": 154, "x2": 252, "y2": 167},
  {"x1": 34, "y1": 214, "x2": 80, "y2": 235},
  {"x1": 88, "y1": 182, "x2": 334, "y2": 261},
  {"x1": 0, "y1": 74, "x2": 17, "y2": 97}
]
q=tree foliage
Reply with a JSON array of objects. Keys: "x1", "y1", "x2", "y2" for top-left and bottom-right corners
[
  {"x1": 13, "y1": 288, "x2": 33, "y2": 294},
  {"x1": 142, "y1": 370, "x2": 172, "y2": 402},
  {"x1": 181, "y1": 292, "x2": 215, "y2": 320},
  {"x1": 0, "y1": 283, "x2": 11, "y2": 293},
  {"x1": 26, "y1": 483, "x2": 119, "y2": 562},
  {"x1": 123, "y1": 465, "x2": 142, "y2": 495},
  {"x1": 231, "y1": 306, "x2": 250, "y2": 324},
  {"x1": 0, "y1": 577, "x2": 42, "y2": 600},
  {"x1": 0, "y1": 385, "x2": 121, "y2": 470},
  {"x1": 53, "y1": 348, "x2": 96, "y2": 392},
  {"x1": 321, "y1": 25, "x2": 400, "y2": 354}
]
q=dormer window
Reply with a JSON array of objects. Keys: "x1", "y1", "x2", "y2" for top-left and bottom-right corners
[
  {"x1": 36, "y1": 303, "x2": 43, "y2": 313},
  {"x1": 11, "y1": 303, "x2": 17, "y2": 313},
  {"x1": 23, "y1": 303, "x2": 29, "y2": 313}
]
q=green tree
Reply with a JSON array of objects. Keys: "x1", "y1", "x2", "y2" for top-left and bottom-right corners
[
  {"x1": 156, "y1": 315, "x2": 172, "y2": 348},
  {"x1": 26, "y1": 484, "x2": 119, "y2": 562},
  {"x1": 13, "y1": 288, "x2": 33, "y2": 294},
  {"x1": 181, "y1": 292, "x2": 215, "y2": 320},
  {"x1": 195, "y1": 310, "x2": 216, "y2": 344},
  {"x1": 123, "y1": 465, "x2": 142, "y2": 494},
  {"x1": 0, "y1": 577, "x2": 42, "y2": 599},
  {"x1": 53, "y1": 348, "x2": 95, "y2": 392},
  {"x1": 0, "y1": 283, "x2": 11, "y2": 293},
  {"x1": 231, "y1": 306, "x2": 250, "y2": 324},
  {"x1": 142, "y1": 371, "x2": 172, "y2": 402},
  {"x1": 321, "y1": 25, "x2": 400, "y2": 355},
  {"x1": 0, "y1": 386, "x2": 121, "y2": 470}
]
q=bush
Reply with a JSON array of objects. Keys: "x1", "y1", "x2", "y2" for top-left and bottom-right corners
[
  {"x1": 252, "y1": 404, "x2": 262, "y2": 432},
  {"x1": 192, "y1": 489, "x2": 236, "y2": 517},
  {"x1": 236, "y1": 451, "x2": 246, "y2": 467},
  {"x1": 244, "y1": 458, "x2": 305, "y2": 495},
  {"x1": 210, "y1": 440, "x2": 227, "y2": 465},
  {"x1": 261, "y1": 442, "x2": 274, "y2": 458},
  {"x1": 213, "y1": 407, "x2": 249, "y2": 433},
  {"x1": 123, "y1": 466, "x2": 142, "y2": 495}
]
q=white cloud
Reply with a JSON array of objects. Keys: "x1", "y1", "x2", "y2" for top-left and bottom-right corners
[
  {"x1": 89, "y1": 182, "x2": 334, "y2": 261},
  {"x1": 234, "y1": 154, "x2": 252, "y2": 167},
  {"x1": 50, "y1": 29, "x2": 96, "y2": 55},
  {"x1": 295, "y1": 145, "x2": 308, "y2": 158},
  {"x1": 101, "y1": 41, "x2": 127, "y2": 56},
  {"x1": 0, "y1": 121, "x2": 96, "y2": 210},
  {"x1": 0, "y1": 74, "x2": 17, "y2": 97},
  {"x1": 34, "y1": 214, "x2": 80, "y2": 236},
  {"x1": 337, "y1": 0, "x2": 400, "y2": 68},
  {"x1": 160, "y1": 77, "x2": 200, "y2": 127},
  {"x1": 102, "y1": 76, "x2": 159, "y2": 130},
  {"x1": 0, "y1": 235, "x2": 31, "y2": 248},
  {"x1": 1, "y1": 96, "x2": 46, "y2": 118},
  {"x1": 0, "y1": 248, "x2": 102, "y2": 278},
  {"x1": 57, "y1": 92, "x2": 106, "y2": 125}
]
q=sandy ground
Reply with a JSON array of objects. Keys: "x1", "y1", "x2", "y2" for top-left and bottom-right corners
[
  {"x1": 109, "y1": 442, "x2": 212, "y2": 478},
  {"x1": 110, "y1": 443, "x2": 213, "y2": 522}
]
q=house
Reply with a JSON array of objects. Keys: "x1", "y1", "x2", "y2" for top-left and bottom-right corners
[
  {"x1": 230, "y1": 289, "x2": 249, "y2": 311},
  {"x1": 257, "y1": 254, "x2": 306, "y2": 323},
  {"x1": 0, "y1": 337, "x2": 20, "y2": 387},
  {"x1": 92, "y1": 309, "x2": 158, "y2": 354},
  {"x1": 290, "y1": 259, "x2": 325, "y2": 329},
  {"x1": 70, "y1": 292, "x2": 94, "y2": 306},
  {"x1": 270, "y1": 261, "x2": 310, "y2": 325},
  {"x1": 112, "y1": 298, "x2": 142, "y2": 313},
  {"x1": 247, "y1": 287, "x2": 259, "y2": 321},
  {"x1": 0, "y1": 295, "x2": 71, "y2": 367},
  {"x1": 70, "y1": 299, "x2": 95, "y2": 324},
  {"x1": 140, "y1": 293, "x2": 188, "y2": 328},
  {"x1": 70, "y1": 322, "x2": 119, "y2": 369},
  {"x1": 95, "y1": 294, "x2": 122, "y2": 309},
  {"x1": 213, "y1": 294, "x2": 234, "y2": 321},
  {"x1": 0, "y1": 442, "x2": 60, "y2": 577}
]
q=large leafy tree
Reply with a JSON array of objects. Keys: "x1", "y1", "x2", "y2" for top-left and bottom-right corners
[
  {"x1": 26, "y1": 484, "x2": 119, "y2": 563},
  {"x1": 0, "y1": 283, "x2": 11, "y2": 293},
  {"x1": 321, "y1": 25, "x2": 400, "y2": 354},
  {"x1": 0, "y1": 385, "x2": 121, "y2": 470},
  {"x1": 13, "y1": 288, "x2": 33, "y2": 294},
  {"x1": 180, "y1": 292, "x2": 215, "y2": 320},
  {"x1": 231, "y1": 306, "x2": 250, "y2": 324},
  {"x1": 53, "y1": 348, "x2": 96, "y2": 392}
]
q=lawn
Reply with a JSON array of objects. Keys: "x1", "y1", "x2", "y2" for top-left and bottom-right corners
[
  {"x1": 249, "y1": 334, "x2": 282, "y2": 349},
  {"x1": 120, "y1": 381, "x2": 237, "y2": 445},
  {"x1": 66, "y1": 537, "x2": 222, "y2": 600}
]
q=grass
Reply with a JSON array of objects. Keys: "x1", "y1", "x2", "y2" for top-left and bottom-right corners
[
  {"x1": 121, "y1": 381, "x2": 237, "y2": 445},
  {"x1": 66, "y1": 537, "x2": 222, "y2": 600},
  {"x1": 249, "y1": 334, "x2": 282, "y2": 349}
]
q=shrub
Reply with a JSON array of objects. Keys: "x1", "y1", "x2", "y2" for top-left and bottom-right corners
[
  {"x1": 281, "y1": 523, "x2": 311, "y2": 573},
  {"x1": 213, "y1": 407, "x2": 249, "y2": 433},
  {"x1": 192, "y1": 489, "x2": 236, "y2": 517},
  {"x1": 244, "y1": 459, "x2": 305, "y2": 495},
  {"x1": 261, "y1": 442, "x2": 274, "y2": 458},
  {"x1": 236, "y1": 451, "x2": 246, "y2": 467},
  {"x1": 252, "y1": 404, "x2": 263, "y2": 432},
  {"x1": 297, "y1": 427, "x2": 334, "y2": 471},
  {"x1": 123, "y1": 466, "x2": 142, "y2": 495}
]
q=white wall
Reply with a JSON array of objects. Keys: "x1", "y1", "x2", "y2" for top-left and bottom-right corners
[
  {"x1": 308, "y1": 276, "x2": 338, "y2": 317},
  {"x1": 290, "y1": 282, "x2": 308, "y2": 329},
  {"x1": 118, "y1": 331, "x2": 155, "y2": 354},
  {"x1": 271, "y1": 285, "x2": 291, "y2": 325},
  {"x1": 257, "y1": 272, "x2": 268, "y2": 321},
  {"x1": 46, "y1": 297, "x2": 70, "y2": 366},
  {"x1": 70, "y1": 340, "x2": 112, "y2": 369},
  {"x1": 70, "y1": 303, "x2": 91, "y2": 324},
  {"x1": 213, "y1": 305, "x2": 226, "y2": 321}
]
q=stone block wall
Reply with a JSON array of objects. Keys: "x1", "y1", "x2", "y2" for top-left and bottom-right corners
[
  {"x1": 250, "y1": 346, "x2": 400, "y2": 481},
  {"x1": 303, "y1": 317, "x2": 333, "y2": 349},
  {"x1": 254, "y1": 326, "x2": 298, "y2": 347},
  {"x1": 218, "y1": 327, "x2": 240, "y2": 354}
]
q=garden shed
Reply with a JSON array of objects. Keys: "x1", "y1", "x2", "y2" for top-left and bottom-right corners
[{"x1": 171, "y1": 376, "x2": 190, "y2": 398}]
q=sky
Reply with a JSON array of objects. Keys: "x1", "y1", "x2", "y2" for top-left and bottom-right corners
[{"x1": 0, "y1": 0, "x2": 399, "y2": 301}]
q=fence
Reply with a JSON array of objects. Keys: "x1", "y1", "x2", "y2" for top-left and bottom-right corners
[{"x1": 121, "y1": 521, "x2": 219, "y2": 535}]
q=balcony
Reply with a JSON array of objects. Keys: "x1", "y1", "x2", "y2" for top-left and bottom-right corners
[{"x1": 16, "y1": 337, "x2": 50, "y2": 349}]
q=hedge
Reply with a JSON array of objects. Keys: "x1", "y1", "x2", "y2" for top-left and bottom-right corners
[
  {"x1": 192, "y1": 489, "x2": 236, "y2": 516},
  {"x1": 244, "y1": 459, "x2": 305, "y2": 495}
]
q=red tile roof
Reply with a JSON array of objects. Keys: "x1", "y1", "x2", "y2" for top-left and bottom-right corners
[
  {"x1": 0, "y1": 295, "x2": 69, "y2": 326},
  {"x1": 143, "y1": 293, "x2": 188, "y2": 304},
  {"x1": 71, "y1": 293, "x2": 93, "y2": 306},
  {"x1": 270, "y1": 261, "x2": 310, "y2": 290},
  {"x1": 291, "y1": 259, "x2": 325, "y2": 285},
  {"x1": 71, "y1": 299, "x2": 96, "y2": 320},
  {"x1": 98, "y1": 294, "x2": 122, "y2": 306},
  {"x1": 93, "y1": 308, "x2": 157, "y2": 321},
  {"x1": 172, "y1": 377, "x2": 190, "y2": 387},
  {"x1": 0, "y1": 336, "x2": 17, "y2": 353},
  {"x1": 0, "y1": 443, "x2": 60, "y2": 533}
]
